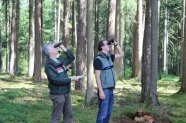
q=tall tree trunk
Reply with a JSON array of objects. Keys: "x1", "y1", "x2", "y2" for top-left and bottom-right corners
[
  {"x1": 29, "y1": 0, "x2": 35, "y2": 77},
  {"x1": 132, "y1": 0, "x2": 143, "y2": 79},
  {"x1": 75, "y1": 0, "x2": 86, "y2": 91},
  {"x1": 163, "y1": 0, "x2": 168, "y2": 74},
  {"x1": 64, "y1": 0, "x2": 69, "y2": 47},
  {"x1": 138, "y1": 0, "x2": 143, "y2": 81},
  {"x1": 114, "y1": 0, "x2": 123, "y2": 79},
  {"x1": 0, "y1": 29, "x2": 2, "y2": 72},
  {"x1": 0, "y1": 1, "x2": 2, "y2": 72},
  {"x1": 141, "y1": 0, "x2": 151, "y2": 103},
  {"x1": 94, "y1": 0, "x2": 100, "y2": 60},
  {"x1": 55, "y1": 0, "x2": 61, "y2": 43},
  {"x1": 180, "y1": 0, "x2": 185, "y2": 82},
  {"x1": 34, "y1": 0, "x2": 42, "y2": 82},
  {"x1": 10, "y1": 0, "x2": 19, "y2": 76},
  {"x1": 72, "y1": 0, "x2": 77, "y2": 47},
  {"x1": 71, "y1": 0, "x2": 77, "y2": 76},
  {"x1": 107, "y1": 0, "x2": 116, "y2": 40},
  {"x1": 179, "y1": 0, "x2": 186, "y2": 93},
  {"x1": 132, "y1": 13, "x2": 139, "y2": 78},
  {"x1": 5, "y1": 0, "x2": 10, "y2": 73},
  {"x1": 151, "y1": 0, "x2": 159, "y2": 105},
  {"x1": 85, "y1": 0, "x2": 94, "y2": 105}
]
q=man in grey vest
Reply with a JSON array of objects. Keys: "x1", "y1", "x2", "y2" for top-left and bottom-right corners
[{"x1": 94, "y1": 39, "x2": 124, "y2": 123}]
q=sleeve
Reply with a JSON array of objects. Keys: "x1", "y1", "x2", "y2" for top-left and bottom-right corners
[
  {"x1": 61, "y1": 50, "x2": 75, "y2": 66},
  {"x1": 45, "y1": 64, "x2": 71, "y2": 86},
  {"x1": 93, "y1": 58, "x2": 102, "y2": 70}
]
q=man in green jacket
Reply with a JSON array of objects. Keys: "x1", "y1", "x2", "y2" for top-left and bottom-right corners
[{"x1": 43, "y1": 42, "x2": 82, "y2": 123}]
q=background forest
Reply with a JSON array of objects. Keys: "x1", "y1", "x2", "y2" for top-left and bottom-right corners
[{"x1": 0, "y1": 0, "x2": 186, "y2": 123}]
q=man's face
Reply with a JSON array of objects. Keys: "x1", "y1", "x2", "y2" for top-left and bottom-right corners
[
  {"x1": 101, "y1": 40, "x2": 109, "y2": 52},
  {"x1": 48, "y1": 44, "x2": 58, "y2": 55}
]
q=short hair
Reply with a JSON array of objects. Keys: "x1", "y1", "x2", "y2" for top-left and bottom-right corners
[
  {"x1": 98, "y1": 40, "x2": 106, "y2": 51},
  {"x1": 42, "y1": 42, "x2": 52, "y2": 56}
]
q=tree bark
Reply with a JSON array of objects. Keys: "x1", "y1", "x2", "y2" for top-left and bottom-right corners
[
  {"x1": 141, "y1": 0, "x2": 151, "y2": 103},
  {"x1": 107, "y1": 0, "x2": 116, "y2": 40},
  {"x1": 55, "y1": 0, "x2": 61, "y2": 43},
  {"x1": 5, "y1": 0, "x2": 10, "y2": 73},
  {"x1": 0, "y1": 29, "x2": 2, "y2": 72},
  {"x1": 10, "y1": 0, "x2": 19, "y2": 76},
  {"x1": 85, "y1": 0, "x2": 94, "y2": 105},
  {"x1": 151, "y1": 0, "x2": 159, "y2": 105},
  {"x1": 71, "y1": 0, "x2": 77, "y2": 76},
  {"x1": 64, "y1": 0, "x2": 69, "y2": 48},
  {"x1": 34, "y1": 0, "x2": 42, "y2": 82},
  {"x1": 180, "y1": 0, "x2": 185, "y2": 82},
  {"x1": 163, "y1": 0, "x2": 168, "y2": 74},
  {"x1": 29, "y1": 0, "x2": 35, "y2": 77},
  {"x1": 72, "y1": 0, "x2": 77, "y2": 47},
  {"x1": 75, "y1": 0, "x2": 86, "y2": 91},
  {"x1": 94, "y1": 0, "x2": 100, "y2": 60},
  {"x1": 114, "y1": 0, "x2": 123, "y2": 79},
  {"x1": 179, "y1": 0, "x2": 186, "y2": 93}
]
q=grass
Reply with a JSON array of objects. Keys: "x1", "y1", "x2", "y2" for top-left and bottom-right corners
[{"x1": 0, "y1": 74, "x2": 186, "y2": 123}]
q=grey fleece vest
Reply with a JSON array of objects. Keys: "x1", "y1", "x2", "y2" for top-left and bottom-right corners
[{"x1": 96, "y1": 53, "x2": 116, "y2": 89}]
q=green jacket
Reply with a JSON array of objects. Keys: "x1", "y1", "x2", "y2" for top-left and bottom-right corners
[{"x1": 45, "y1": 50, "x2": 75, "y2": 95}]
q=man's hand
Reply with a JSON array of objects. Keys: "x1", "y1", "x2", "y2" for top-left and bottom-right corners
[
  {"x1": 114, "y1": 40, "x2": 118, "y2": 46},
  {"x1": 99, "y1": 90, "x2": 105, "y2": 99},
  {"x1": 59, "y1": 44, "x2": 67, "y2": 52},
  {"x1": 70, "y1": 76, "x2": 83, "y2": 81}
]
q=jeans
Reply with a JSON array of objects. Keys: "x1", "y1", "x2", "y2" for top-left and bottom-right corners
[
  {"x1": 50, "y1": 94, "x2": 73, "y2": 123},
  {"x1": 96, "y1": 89, "x2": 114, "y2": 123}
]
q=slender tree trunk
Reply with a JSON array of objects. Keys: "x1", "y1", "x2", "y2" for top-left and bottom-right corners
[
  {"x1": 75, "y1": 0, "x2": 86, "y2": 91},
  {"x1": 0, "y1": 1, "x2": 2, "y2": 72},
  {"x1": 132, "y1": 0, "x2": 143, "y2": 79},
  {"x1": 151, "y1": 0, "x2": 159, "y2": 105},
  {"x1": 138, "y1": 0, "x2": 143, "y2": 81},
  {"x1": 141, "y1": 0, "x2": 151, "y2": 103},
  {"x1": 132, "y1": 13, "x2": 139, "y2": 78},
  {"x1": 71, "y1": 0, "x2": 77, "y2": 76},
  {"x1": 163, "y1": 0, "x2": 168, "y2": 74},
  {"x1": 107, "y1": 0, "x2": 116, "y2": 40},
  {"x1": 180, "y1": 0, "x2": 185, "y2": 82},
  {"x1": 15, "y1": 0, "x2": 20, "y2": 74},
  {"x1": 0, "y1": 29, "x2": 2, "y2": 72},
  {"x1": 34, "y1": 0, "x2": 42, "y2": 82},
  {"x1": 10, "y1": 0, "x2": 19, "y2": 76},
  {"x1": 5, "y1": 0, "x2": 10, "y2": 73},
  {"x1": 85, "y1": 0, "x2": 94, "y2": 105},
  {"x1": 94, "y1": 0, "x2": 100, "y2": 60},
  {"x1": 55, "y1": 0, "x2": 61, "y2": 43},
  {"x1": 29, "y1": 0, "x2": 35, "y2": 77},
  {"x1": 179, "y1": 0, "x2": 186, "y2": 93},
  {"x1": 64, "y1": 0, "x2": 69, "y2": 47},
  {"x1": 72, "y1": 0, "x2": 77, "y2": 47},
  {"x1": 114, "y1": 0, "x2": 123, "y2": 79}
]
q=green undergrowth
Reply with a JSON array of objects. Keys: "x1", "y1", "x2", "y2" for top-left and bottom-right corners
[{"x1": 0, "y1": 74, "x2": 185, "y2": 123}]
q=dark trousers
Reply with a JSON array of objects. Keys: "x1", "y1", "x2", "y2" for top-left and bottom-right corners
[
  {"x1": 50, "y1": 94, "x2": 73, "y2": 123},
  {"x1": 96, "y1": 89, "x2": 114, "y2": 123}
]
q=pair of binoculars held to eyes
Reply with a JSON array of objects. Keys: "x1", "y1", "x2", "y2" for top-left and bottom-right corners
[
  {"x1": 107, "y1": 39, "x2": 115, "y2": 45},
  {"x1": 54, "y1": 42, "x2": 63, "y2": 48}
]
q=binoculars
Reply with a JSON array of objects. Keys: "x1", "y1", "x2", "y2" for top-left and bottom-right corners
[
  {"x1": 54, "y1": 42, "x2": 63, "y2": 48},
  {"x1": 107, "y1": 39, "x2": 115, "y2": 45}
]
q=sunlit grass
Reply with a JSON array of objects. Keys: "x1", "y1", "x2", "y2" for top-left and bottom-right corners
[{"x1": 0, "y1": 73, "x2": 186, "y2": 123}]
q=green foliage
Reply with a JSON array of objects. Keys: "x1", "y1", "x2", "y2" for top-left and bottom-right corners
[{"x1": 159, "y1": 0, "x2": 182, "y2": 75}]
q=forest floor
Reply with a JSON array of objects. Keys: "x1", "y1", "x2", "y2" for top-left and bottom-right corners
[{"x1": 0, "y1": 73, "x2": 186, "y2": 123}]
